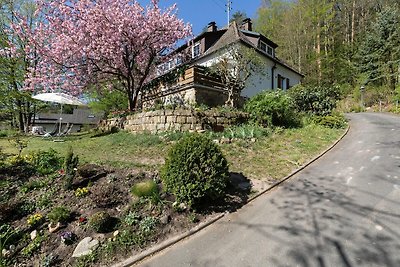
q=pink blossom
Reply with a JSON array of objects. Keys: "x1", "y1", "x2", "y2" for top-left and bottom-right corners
[{"x1": 26, "y1": 0, "x2": 192, "y2": 110}]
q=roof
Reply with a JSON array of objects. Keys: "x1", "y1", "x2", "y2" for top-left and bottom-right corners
[
  {"x1": 197, "y1": 21, "x2": 304, "y2": 77},
  {"x1": 34, "y1": 108, "x2": 102, "y2": 125}
]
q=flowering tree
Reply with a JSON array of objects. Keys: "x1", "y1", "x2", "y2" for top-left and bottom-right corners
[
  {"x1": 28, "y1": 0, "x2": 192, "y2": 110},
  {"x1": 0, "y1": 0, "x2": 40, "y2": 132}
]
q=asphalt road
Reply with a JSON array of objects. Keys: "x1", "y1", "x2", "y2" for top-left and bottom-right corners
[{"x1": 139, "y1": 113, "x2": 400, "y2": 267}]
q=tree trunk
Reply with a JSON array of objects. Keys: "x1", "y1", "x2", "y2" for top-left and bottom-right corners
[{"x1": 351, "y1": 0, "x2": 356, "y2": 44}]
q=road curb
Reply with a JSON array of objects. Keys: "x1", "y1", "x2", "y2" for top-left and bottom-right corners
[
  {"x1": 247, "y1": 124, "x2": 350, "y2": 203},
  {"x1": 113, "y1": 125, "x2": 350, "y2": 267}
]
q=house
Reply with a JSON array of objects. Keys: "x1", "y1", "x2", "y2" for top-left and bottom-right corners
[
  {"x1": 142, "y1": 18, "x2": 303, "y2": 108},
  {"x1": 32, "y1": 108, "x2": 102, "y2": 134}
]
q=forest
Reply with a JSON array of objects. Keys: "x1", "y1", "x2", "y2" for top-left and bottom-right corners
[{"x1": 254, "y1": 0, "x2": 400, "y2": 104}]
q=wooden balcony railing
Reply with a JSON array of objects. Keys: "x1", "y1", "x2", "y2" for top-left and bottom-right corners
[{"x1": 143, "y1": 65, "x2": 225, "y2": 102}]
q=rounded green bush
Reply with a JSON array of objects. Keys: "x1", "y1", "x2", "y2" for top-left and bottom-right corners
[
  {"x1": 47, "y1": 206, "x2": 71, "y2": 223},
  {"x1": 131, "y1": 180, "x2": 158, "y2": 198},
  {"x1": 88, "y1": 211, "x2": 113, "y2": 233},
  {"x1": 245, "y1": 90, "x2": 298, "y2": 128},
  {"x1": 161, "y1": 134, "x2": 229, "y2": 207}
]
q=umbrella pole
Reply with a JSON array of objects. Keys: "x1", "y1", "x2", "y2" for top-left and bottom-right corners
[{"x1": 59, "y1": 104, "x2": 63, "y2": 137}]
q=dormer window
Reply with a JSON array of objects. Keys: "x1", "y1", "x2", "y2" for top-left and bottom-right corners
[
  {"x1": 192, "y1": 42, "x2": 201, "y2": 58},
  {"x1": 259, "y1": 40, "x2": 274, "y2": 57}
]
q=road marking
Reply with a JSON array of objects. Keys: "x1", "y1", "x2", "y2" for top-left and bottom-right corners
[
  {"x1": 375, "y1": 225, "x2": 383, "y2": 231},
  {"x1": 371, "y1": 156, "x2": 380, "y2": 162},
  {"x1": 346, "y1": 177, "x2": 353, "y2": 184}
]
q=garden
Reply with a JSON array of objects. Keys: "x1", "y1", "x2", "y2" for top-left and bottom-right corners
[{"x1": 0, "y1": 86, "x2": 347, "y2": 267}]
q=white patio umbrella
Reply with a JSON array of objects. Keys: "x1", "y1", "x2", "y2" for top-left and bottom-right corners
[{"x1": 32, "y1": 92, "x2": 86, "y2": 137}]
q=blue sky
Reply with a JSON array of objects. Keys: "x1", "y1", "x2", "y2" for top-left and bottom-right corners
[{"x1": 140, "y1": 0, "x2": 263, "y2": 35}]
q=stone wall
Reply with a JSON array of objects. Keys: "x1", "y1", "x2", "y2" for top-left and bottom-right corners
[{"x1": 99, "y1": 109, "x2": 249, "y2": 134}]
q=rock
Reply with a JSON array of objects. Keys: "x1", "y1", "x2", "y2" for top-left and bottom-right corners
[
  {"x1": 220, "y1": 137, "x2": 231, "y2": 144},
  {"x1": 212, "y1": 139, "x2": 220, "y2": 144},
  {"x1": 48, "y1": 222, "x2": 62, "y2": 233},
  {"x1": 2, "y1": 249, "x2": 9, "y2": 258},
  {"x1": 72, "y1": 237, "x2": 99, "y2": 258},
  {"x1": 250, "y1": 138, "x2": 257, "y2": 143},
  {"x1": 160, "y1": 214, "x2": 171, "y2": 224},
  {"x1": 30, "y1": 230, "x2": 37, "y2": 240},
  {"x1": 178, "y1": 203, "x2": 187, "y2": 211},
  {"x1": 113, "y1": 230, "x2": 119, "y2": 237}
]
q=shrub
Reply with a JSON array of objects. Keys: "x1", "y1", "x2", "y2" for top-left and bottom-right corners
[
  {"x1": 161, "y1": 134, "x2": 229, "y2": 207},
  {"x1": 64, "y1": 147, "x2": 79, "y2": 189},
  {"x1": 26, "y1": 149, "x2": 63, "y2": 175},
  {"x1": 131, "y1": 180, "x2": 158, "y2": 199},
  {"x1": 244, "y1": 90, "x2": 299, "y2": 127},
  {"x1": 47, "y1": 206, "x2": 71, "y2": 224},
  {"x1": 312, "y1": 113, "x2": 347, "y2": 129},
  {"x1": 89, "y1": 211, "x2": 113, "y2": 233},
  {"x1": 289, "y1": 85, "x2": 341, "y2": 116}
]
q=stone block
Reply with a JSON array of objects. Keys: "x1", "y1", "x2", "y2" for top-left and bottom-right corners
[
  {"x1": 165, "y1": 110, "x2": 174, "y2": 116},
  {"x1": 166, "y1": 116, "x2": 176, "y2": 123},
  {"x1": 176, "y1": 116, "x2": 187, "y2": 124}
]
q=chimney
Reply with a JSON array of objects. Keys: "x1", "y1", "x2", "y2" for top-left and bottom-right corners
[
  {"x1": 207, "y1": 21, "x2": 217, "y2": 32},
  {"x1": 241, "y1": 18, "x2": 252, "y2": 31}
]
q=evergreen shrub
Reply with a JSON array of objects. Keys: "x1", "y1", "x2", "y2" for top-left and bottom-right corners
[
  {"x1": 244, "y1": 90, "x2": 298, "y2": 127},
  {"x1": 161, "y1": 134, "x2": 229, "y2": 207},
  {"x1": 47, "y1": 206, "x2": 71, "y2": 224},
  {"x1": 289, "y1": 85, "x2": 341, "y2": 116}
]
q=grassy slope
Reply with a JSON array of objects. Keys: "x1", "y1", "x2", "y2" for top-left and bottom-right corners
[{"x1": 0, "y1": 124, "x2": 344, "y2": 182}]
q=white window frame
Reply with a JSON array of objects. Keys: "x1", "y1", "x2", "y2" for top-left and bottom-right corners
[
  {"x1": 192, "y1": 42, "x2": 201, "y2": 58},
  {"x1": 259, "y1": 40, "x2": 274, "y2": 57}
]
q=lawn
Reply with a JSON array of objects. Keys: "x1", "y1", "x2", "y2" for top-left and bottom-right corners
[{"x1": 0, "y1": 124, "x2": 345, "y2": 183}]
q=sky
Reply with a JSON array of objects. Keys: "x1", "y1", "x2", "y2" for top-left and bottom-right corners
[{"x1": 140, "y1": 0, "x2": 263, "y2": 35}]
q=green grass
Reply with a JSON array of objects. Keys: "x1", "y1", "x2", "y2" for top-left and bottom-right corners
[
  {"x1": 221, "y1": 124, "x2": 343, "y2": 181},
  {"x1": 0, "y1": 125, "x2": 344, "y2": 181}
]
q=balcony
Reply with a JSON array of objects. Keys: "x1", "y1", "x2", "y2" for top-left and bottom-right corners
[{"x1": 143, "y1": 65, "x2": 226, "y2": 103}]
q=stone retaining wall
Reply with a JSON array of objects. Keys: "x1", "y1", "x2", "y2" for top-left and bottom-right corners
[{"x1": 99, "y1": 109, "x2": 249, "y2": 133}]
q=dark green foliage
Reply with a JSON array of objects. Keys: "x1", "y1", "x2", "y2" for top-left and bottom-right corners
[
  {"x1": 29, "y1": 149, "x2": 63, "y2": 175},
  {"x1": 47, "y1": 206, "x2": 71, "y2": 223},
  {"x1": 88, "y1": 90, "x2": 126, "y2": 117},
  {"x1": 161, "y1": 134, "x2": 229, "y2": 207},
  {"x1": 64, "y1": 146, "x2": 79, "y2": 190},
  {"x1": 312, "y1": 114, "x2": 347, "y2": 129},
  {"x1": 289, "y1": 85, "x2": 341, "y2": 116},
  {"x1": 244, "y1": 90, "x2": 298, "y2": 127},
  {"x1": 357, "y1": 6, "x2": 400, "y2": 90},
  {"x1": 89, "y1": 211, "x2": 113, "y2": 233}
]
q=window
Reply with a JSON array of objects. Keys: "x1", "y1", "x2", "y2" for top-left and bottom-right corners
[
  {"x1": 277, "y1": 74, "x2": 283, "y2": 89},
  {"x1": 267, "y1": 46, "x2": 274, "y2": 57},
  {"x1": 259, "y1": 41, "x2": 267, "y2": 52},
  {"x1": 192, "y1": 43, "x2": 201, "y2": 58},
  {"x1": 259, "y1": 41, "x2": 274, "y2": 57}
]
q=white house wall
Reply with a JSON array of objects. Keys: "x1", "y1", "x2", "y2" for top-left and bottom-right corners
[{"x1": 195, "y1": 44, "x2": 302, "y2": 98}]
